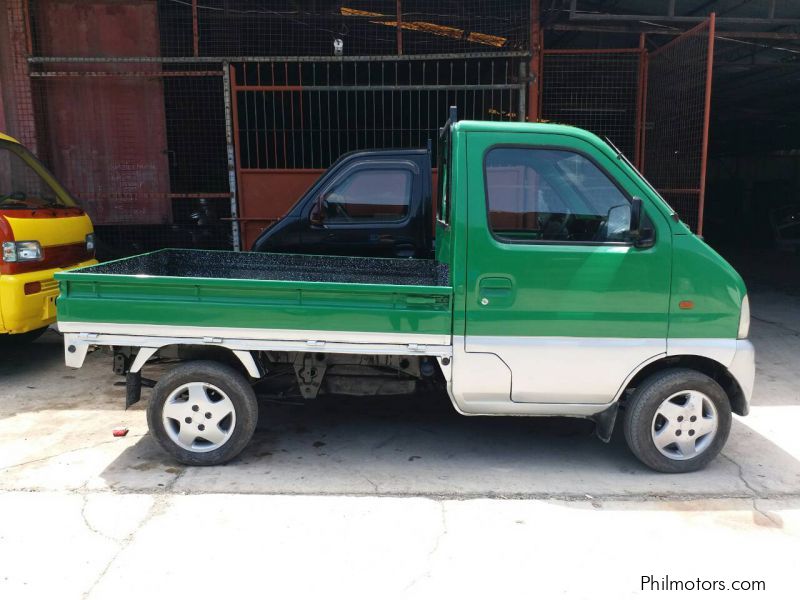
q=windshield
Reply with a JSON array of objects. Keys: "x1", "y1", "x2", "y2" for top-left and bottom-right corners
[{"x1": 0, "y1": 141, "x2": 75, "y2": 209}]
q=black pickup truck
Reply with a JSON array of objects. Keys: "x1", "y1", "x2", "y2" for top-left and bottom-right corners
[{"x1": 250, "y1": 148, "x2": 434, "y2": 258}]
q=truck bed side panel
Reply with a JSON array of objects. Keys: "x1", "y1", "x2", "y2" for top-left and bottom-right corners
[{"x1": 55, "y1": 250, "x2": 452, "y2": 339}]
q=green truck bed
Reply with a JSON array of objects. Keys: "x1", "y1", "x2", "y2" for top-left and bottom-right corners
[{"x1": 55, "y1": 249, "x2": 453, "y2": 339}]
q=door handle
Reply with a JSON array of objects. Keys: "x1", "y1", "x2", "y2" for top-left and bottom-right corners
[{"x1": 478, "y1": 276, "x2": 514, "y2": 306}]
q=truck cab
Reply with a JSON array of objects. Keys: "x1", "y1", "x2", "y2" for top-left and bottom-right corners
[
  {"x1": 0, "y1": 133, "x2": 96, "y2": 342},
  {"x1": 250, "y1": 149, "x2": 434, "y2": 258}
]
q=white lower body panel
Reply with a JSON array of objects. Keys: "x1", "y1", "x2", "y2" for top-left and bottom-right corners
[
  {"x1": 58, "y1": 321, "x2": 451, "y2": 347},
  {"x1": 465, "y1": 335, "x2": 666, "y2": 404},
  {"x1": 449, "y1": 335, "x2": 755, "y2": 417},
  {"x1": 58, "y1": 321, "x2": 452, "y2": 378},
  {"x1": 59, "y1": 321, "x2": 754, "y2": 418}
]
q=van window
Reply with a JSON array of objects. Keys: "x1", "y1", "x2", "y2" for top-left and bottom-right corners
[
  {"x1": 484, "y1": 147, "x2": 631, "y2": 243},
  {"x1": 324, "y1": 168, "x2": 411, "y2": 224}
]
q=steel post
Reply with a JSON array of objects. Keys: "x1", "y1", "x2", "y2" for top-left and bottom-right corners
[
  {"x1": 223, "y1": 63, "x2": 241, "y2": 251},
  {"x1": 698, "y1": 13, "x2": 716, "y2": 236},
  {"x1": 528, "y1": 0, "x2": 540, "y2": 121}
]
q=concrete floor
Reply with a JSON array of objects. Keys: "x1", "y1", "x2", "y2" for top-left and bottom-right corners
[{"x1": 1, "y1": 282, "x2": 799, "y2": 598}]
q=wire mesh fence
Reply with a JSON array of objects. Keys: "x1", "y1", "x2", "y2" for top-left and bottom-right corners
[
  {"x1": 230, "y1": 54, "x2": 527, "y2": 247},
  {"x1": 145, "y1": 0, "x2": 530, "y2": 58},
  {"x1": 11, "y1": 0, "x2": 531, "y2": 256},
  {"x1": 540, "y1": 49, "x2": 643, "y2": 165},
  {"x1": 27, "y1": 67, "x2": 233, "y2": 256},
  {"x1": 642, "y1": 18, "x2": 715, "y2": 233},
  {"x1": 2, "y1": 0, "x2": 39, "y2": 153},
  {"x1": 232, "y1": 55, "x2": 527, "y2": 171},
  {"x1": 21, "y1": 52, "x2": 526, "y2": 255},
  {"x1": 6, "y1": 0, "x2": 714, "y2": 254}
]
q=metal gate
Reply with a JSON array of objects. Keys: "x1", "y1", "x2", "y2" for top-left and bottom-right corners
[
  {"x1": 642, "y1": 15, "x2": 716, "y2": 234},
  {"x1": 229, "y1": 53, "x2": 530, "y2": 249},
  {"x1": 540, "y1": 46, "x2": 645, "y2": 164},
  {"x1": 27, "y1": 66, "x2": 234, "y2": 253}
]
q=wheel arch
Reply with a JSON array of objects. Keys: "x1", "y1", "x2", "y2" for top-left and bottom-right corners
[
  {"x1": 130, "y1": 344, "x2": 263, "y2": 379},
  {"x1": 620, "y1": 354, "x2": 747, "y2": 416}
]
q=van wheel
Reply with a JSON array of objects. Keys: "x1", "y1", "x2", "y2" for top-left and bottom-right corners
[
  {"x1": 147, "y1": 360, "x2": 258, "y2": 466},
  {"x1": 623, "y1": 368, "x2": 731, "y2": 473}
]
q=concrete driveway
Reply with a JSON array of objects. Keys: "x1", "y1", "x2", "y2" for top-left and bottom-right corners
[{"x1": 1, "y1": 286, "x2": 798, "y2": 598}]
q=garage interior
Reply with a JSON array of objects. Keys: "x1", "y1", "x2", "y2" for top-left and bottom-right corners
[{"x1": 0, "y1": 0, "x2": 798, "y2": 278}]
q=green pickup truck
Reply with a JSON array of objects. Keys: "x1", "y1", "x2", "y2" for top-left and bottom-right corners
[{"x1": 56, "y1": 110, "x2": 754, "y2": 473}]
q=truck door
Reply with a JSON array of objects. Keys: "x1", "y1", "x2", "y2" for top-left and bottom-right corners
[
  {"x1": 303, "y1": 159, "x2": 423, "y2": 258},
  {"x1": 463, "y1": 131, "x2": 671, "y2": 404}
]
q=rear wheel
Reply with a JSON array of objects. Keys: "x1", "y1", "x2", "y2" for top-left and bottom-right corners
[
  {"x1": 147, "y1": 360, "x2": 258, "y2": 466},
  {"x1": 623, "y1": 368, "x2": 731, "y2": 473}
]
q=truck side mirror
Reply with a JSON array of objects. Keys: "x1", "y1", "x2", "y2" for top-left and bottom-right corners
[
  {"x1": 605, "y1": 203, "x2": 632, "y2": 242},
  {"x1": 310, "y1": 194, "x2": 326, "y2": 226},
  {"x1": 630, "y1": 196, "x2": 655, "y2": 248},
  {"x1": 630, "y1": 197, "x2": 642, "y2": 234}
]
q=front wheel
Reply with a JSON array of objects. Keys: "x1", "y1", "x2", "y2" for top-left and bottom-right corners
[
  {"x1": 147, "y1": 360, "x2": 258, "y2": 466},
  {"x1": 623, "y1": 368, "x2": 732, "y2": 473}
]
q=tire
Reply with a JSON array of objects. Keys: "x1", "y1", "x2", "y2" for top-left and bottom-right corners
[
  {"x1": 0, "y1": 326, "x2": 48, "y2": 346},
  {"x1": 623, "y1": 368, "x2": 731, "y2": 473},
  {"x1": 147, "y1": 360, "x2": 258, "y2": 466}
]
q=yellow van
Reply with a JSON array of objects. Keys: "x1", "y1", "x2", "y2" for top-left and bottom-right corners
[{"x1": 1, "y1": 132, "x2": 96, "y2": 343}]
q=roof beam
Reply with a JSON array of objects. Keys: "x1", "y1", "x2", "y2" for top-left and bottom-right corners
[
  {"x1": 567, "y1": 9, "x2": 800, "y2": 25},
  {"x1": 548, "y1": 23, "x2": 800, "y2": 41}
]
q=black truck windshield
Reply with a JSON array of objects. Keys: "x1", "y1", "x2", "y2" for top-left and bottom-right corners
[{"x1": 0, "y1": 141, "x2": 74, "y2": 209}]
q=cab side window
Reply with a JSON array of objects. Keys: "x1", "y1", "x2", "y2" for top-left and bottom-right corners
[
  {"x1": 323, "y1": 168, "x2": 412, "y2": 224},
  {"x1": 485, "y1": 147, "x2": 632, "y2": 243}
]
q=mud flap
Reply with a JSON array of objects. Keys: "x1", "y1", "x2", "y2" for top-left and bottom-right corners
[
  {"x1": 125, "y1": 371, "x2": 156, "y2": 409},
  {"x1": 593, "y1": 403, "x2": 619, "y2": 443}
]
